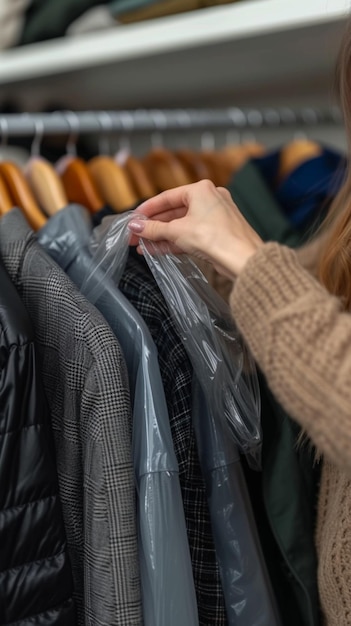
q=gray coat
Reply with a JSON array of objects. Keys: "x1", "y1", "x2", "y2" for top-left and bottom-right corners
[{"x1": 0, "y1": 209, "x2": 142, "y2": 626}]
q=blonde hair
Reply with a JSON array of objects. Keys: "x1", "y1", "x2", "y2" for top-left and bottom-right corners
[{"x1": 318, "y1": 20, "x2": 351, "y2": 308}]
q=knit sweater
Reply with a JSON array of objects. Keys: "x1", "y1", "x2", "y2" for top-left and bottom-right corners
[{"x1": 230, "y1": 242, "x2": 351, "y2": 626}]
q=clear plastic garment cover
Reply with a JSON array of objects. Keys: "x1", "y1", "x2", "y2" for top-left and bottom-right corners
[
  {"x1": 81, "y1": 211, "x2": 282, "y2": 626},
  {"x1": 82, "y1": 211, "x2": 262, "y2": 461}
]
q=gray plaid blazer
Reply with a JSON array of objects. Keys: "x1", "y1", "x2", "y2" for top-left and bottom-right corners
[{"x1": 0, "y1": 209, "x2": 142, "y2": 626}]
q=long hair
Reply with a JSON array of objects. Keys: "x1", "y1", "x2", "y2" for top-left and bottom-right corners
[{"x1": 318, "y1": 20, "x2": 351, "y2": 308}]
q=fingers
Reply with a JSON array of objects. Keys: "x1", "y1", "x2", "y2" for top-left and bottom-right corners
[
  {"x1": 128, "y1": 232, "x2": 143, "y2": 247},
  {"x1": 128, "y1": 179, "x2": 235, "y2": 251},
  {"x1": 217, "y1": 186, "x2": 233, "y2": 202},
  {"x1": 135, "y1": 186, "x2": 192, "y2": 218},
  {"x1": 136, "y1": 240, "x2": 184, "y2": 256},
  {"x1": 135, "y1": 206, "x2": 187, "y2": 223},
  {"x1": 129, "y1": 216, "x2": 173, "y2": 244},
  {"x1": 135, "y1": 179, "x2": 217, "y2": 218}
]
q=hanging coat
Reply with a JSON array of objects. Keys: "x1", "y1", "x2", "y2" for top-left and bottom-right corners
[{"x1": 0, "y1": 258, "x2": 76, "y2": 625}]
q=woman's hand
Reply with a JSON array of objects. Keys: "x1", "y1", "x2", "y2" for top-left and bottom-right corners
[{"x1": 128, "y1": 179, "x2": 264, "y2": 279}]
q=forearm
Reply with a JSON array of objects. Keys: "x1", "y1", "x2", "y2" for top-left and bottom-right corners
[{"x1": 230, "y1": 242, "x2": 351, "y2": 474}]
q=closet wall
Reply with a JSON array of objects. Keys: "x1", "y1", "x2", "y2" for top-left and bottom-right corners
[{"x1": 0, "y1": 0, "x2": 349, "y2": 150}]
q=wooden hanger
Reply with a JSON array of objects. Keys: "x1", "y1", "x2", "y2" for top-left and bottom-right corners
[
  {"x1": 221, "y1": 142, "x2": 266, "y2": 176},
  {"x1": 0, "y1": 161, "x2": 46, "y2": 230},
  {"x1": 54, "y1": 111, "x2": 103, "y2": 212},
  {"x1": 278, "y1": 139, "x2": 322, "y2": 181},
  {"x1": 26, "y1": 157, "x2": 68, "y2": 216},
  {"x1": 57, "y1": 154, "x2": 104, "y2": 213},
  {"x1": 0, "y1": 172, "x2": 14, "y2": 216},
  {"x1": 20, "y1": 117, "x2": 67, "y2": 217},
  {"x1": 88, "y1": 156, "x2": 138, "y2": 212},
  {"x1": 197, "y1": 142, "x2": 265, "y2": 186},
  {"x1": 197, "y1": 150, "x2": 235, "y2": 186},
  {"x1": 143, "y1": 148, "x2": 193, "y2": 191},
  {"x1": 175, "y1": 149, "x2": 210, "y2": 182},
  {"x1": 120, "y1": 154, "x2": 157, "y2": 200}
]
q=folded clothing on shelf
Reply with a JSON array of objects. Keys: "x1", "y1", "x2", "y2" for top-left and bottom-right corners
[
  {"x1": 19, "y1": 0, "x2": 109, "y2": 44},
  {"x1": 0, "y1": 0, "x2": 31, "y2": 48},
  {"x1": 110, "y1": 0, "x2": 241, "y2": 23}
]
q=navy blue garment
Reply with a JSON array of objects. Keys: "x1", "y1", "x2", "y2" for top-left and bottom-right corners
[{"x1": 253, "y1": 147, "x2": 346, "y2": 236}]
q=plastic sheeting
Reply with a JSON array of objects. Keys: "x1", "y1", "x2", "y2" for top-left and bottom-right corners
[
  {"x1": 192, "y1": 378, "x2": 281, "y2": 625},
  {"x1": 85, "y1": 211, "x2": 262, "y2": 464}
]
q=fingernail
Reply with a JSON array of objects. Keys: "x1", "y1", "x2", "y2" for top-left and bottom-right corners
[{"x1": 128, "y1": 220, "x2": 145, "y2": 234}]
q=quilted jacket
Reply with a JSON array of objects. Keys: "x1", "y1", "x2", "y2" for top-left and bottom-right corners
[{"x1": 0, "y1": 258, "x2": 76, "y2": 625}]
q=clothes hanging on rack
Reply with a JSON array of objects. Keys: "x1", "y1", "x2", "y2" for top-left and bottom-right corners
[
  {"x1": 88, "y1": 209, "x2": 284, "y2": 624},
  {"x1": 118, "y1": 253, "x2": 228, "y2": 625},
  {"x1": 188, "y1": 150, "x2": 323, "y2": 626},
  {"x1": 0, "y1": 209, "x2": 141, "y2": 626},
  {"x1": 41, "y1": 202, "x2": 228, "y2": 624},
  {"x1": 179, "y1": 146, "x2": 328, "y2": 626},
  {"x1": 191, "y1": 378, "x2": 281, "y2": 625},
  {"x1": 253, "y1": 147, "x2": 346, "y2": 238},
  {"x1": 0, "y1": 107, "x2": 343, "y2": 626},
  {"x1": 196, "y1": 145, "x2": 345, "y2": 303},
  {"x1": 0, "y1": 259, "x2": 76, "y2": 625},
  {"x1": 242, "y1": 371, "x2": 321, "y2": 626},
  {"x1": 227, "y1": 161, "x2": 302, "y2": 248},
  {"x1": 37, "y1": 205, "x2": 199, "y2": 626},
  {"x1": 37, "y1": 202, "x2": 283, "y2": 626}
]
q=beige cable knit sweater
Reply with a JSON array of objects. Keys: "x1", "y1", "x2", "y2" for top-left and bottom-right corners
[{"x1": 229, "y1": 242, "x2": 351, "y2": 626}]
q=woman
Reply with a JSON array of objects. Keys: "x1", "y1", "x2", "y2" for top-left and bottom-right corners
[{"x1": 128, "y1": 22, "x2": 351, "y2": 626}]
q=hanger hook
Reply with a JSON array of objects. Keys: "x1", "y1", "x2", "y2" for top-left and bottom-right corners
[
  {"x1": 201, "y1": 131, "x2": 215, "y2": 151},
  {"x1": 150, "y1": 109, "x2": 167, "y2": 149},
  {"x1": 227, "y1": 107, "x2": 247, "y2": 146},
  {"x1": 31, "y1": 117, "x2": 44, "y2": 157},
  {"x1": 0, "y1": 117, "x2": 8, "y2": 149},
  {"x1": 63, "y1": 110, "x2": 79, "y2": 157},
  {"x1": 298, "y1": 107, "x2": 319, "y2": 141},
  {"x1": 242, "y1": 109, "x2": 263, "y2": 144},
  {"x1": 98, "y1": 111, "x2": 114, "y2": 155},
  {"x1": 118, "y1": 111, "x2": 133, "y2": 153},
  {"x1": 176, "y1": 110, "x2": 192, "y2": 148}
]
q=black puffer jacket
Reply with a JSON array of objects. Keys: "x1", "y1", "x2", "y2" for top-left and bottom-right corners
[{"x1": 0, "y1": 260, "x2": 76, "y2": 625}]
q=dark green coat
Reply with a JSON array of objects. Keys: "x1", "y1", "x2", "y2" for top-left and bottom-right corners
[
  {"x1": 243, "y1": 372, "x2": 321, "y2": 626},
  {"x1": 228, "y1": 161, "x2": 302, "y2": 247}
]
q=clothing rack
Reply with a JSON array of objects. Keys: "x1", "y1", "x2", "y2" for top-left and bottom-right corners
[{"x1": 0, "y1": 107, "x2": 343, "y2": 139}]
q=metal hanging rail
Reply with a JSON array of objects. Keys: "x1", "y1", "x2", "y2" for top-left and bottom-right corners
[{"x1": 0, "y1": 107, "x2": 343, "y2": 138}]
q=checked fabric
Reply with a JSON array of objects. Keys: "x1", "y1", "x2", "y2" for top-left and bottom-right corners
[
  {"x1": 0, "y1": 209, "x2": 142, "y2": 626},
  {"x1": 120, "y1": 253, "x2": 228, "y2": 626}
]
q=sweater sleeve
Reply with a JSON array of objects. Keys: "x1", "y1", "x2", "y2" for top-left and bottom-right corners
[{"x1": 230, "y1": 242, "x2": 351, "y2": 474}]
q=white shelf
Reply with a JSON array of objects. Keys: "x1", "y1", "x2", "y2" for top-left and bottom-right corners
[{"x1": 0, "y1": 0, "x2": 349, "y2": 109}]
